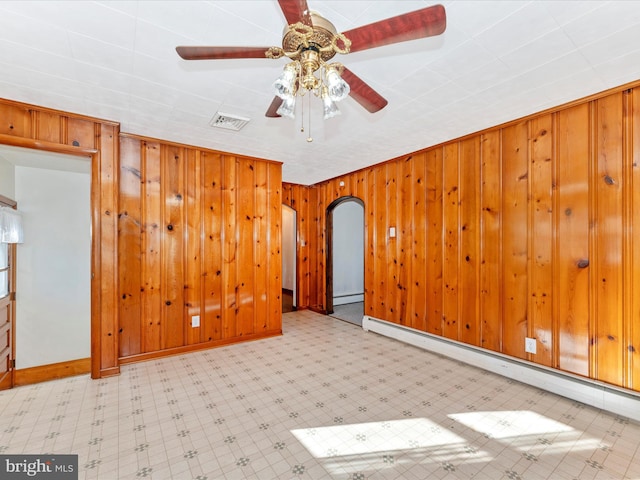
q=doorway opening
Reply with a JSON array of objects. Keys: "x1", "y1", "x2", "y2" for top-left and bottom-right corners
[
  {"x1": 0, "y1": 145, "x2": 91, "y2": 388},
  {"x1": 326, "y1": 197, "x2": 364, "y2": 326},
  {"x1": 282, "y1": 204, "x2": 297, "y2": 313}
]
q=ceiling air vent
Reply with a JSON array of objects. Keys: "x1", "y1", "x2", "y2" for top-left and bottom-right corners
[{"x1": 209, "y1": 112, "x2": 250, "y2": 131}]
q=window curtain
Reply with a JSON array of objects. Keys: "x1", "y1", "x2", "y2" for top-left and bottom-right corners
[{"x1": 0, "y1": 206, "x2": 24, "y2": 244}]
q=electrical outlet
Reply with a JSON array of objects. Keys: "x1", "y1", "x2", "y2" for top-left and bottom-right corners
[
  {"x1": 525, "y1": 337, "x2": 536, "y2": 354},
  {"x1": 191, "y1": 315, "x2": 200, "y2": 328}
]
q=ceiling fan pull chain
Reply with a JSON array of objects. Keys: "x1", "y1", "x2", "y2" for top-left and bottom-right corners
[
  {"x1": 307, "y1": 95, "x2": 313, "y2": 142},
  {"x1": 300, "y1": 98, "x2": 306, "y2": 135}
]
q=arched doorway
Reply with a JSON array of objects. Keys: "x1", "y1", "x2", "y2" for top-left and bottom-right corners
[{"x1": 326, "y1": 197, "x2": 364, "y2": 325}]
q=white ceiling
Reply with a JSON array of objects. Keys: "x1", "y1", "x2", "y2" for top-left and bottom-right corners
[{"x1": 0, "y1": 1, "x2": 639, "y2": 185}]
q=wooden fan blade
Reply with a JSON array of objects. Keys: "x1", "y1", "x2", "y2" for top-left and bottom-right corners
[
  {"x1": 265, "y1": 97, "x2": 283, "y2": 118},
  {"x1": 342, "y1": 4, "x2": 446, "y2": 53},
  {"x1": 278, "y1": 0, "x2": 312, "y2": 26},
  {"x1": 341, "y1": 68, "x2": 388, "y2": 113},
  {"x1": 176, "y1": 46, "x2": 271, "y2": 60}
]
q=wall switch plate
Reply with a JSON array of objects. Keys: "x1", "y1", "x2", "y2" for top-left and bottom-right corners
[
  {"x1": 191, "y1": 315, "x2": 200, "y2": 328},
  {"x1": 389, "y1": 227, "x2": 396, "y2": 238},
  {"x1": 525, "y1": 337, "x2": 536, "y2": 354}
]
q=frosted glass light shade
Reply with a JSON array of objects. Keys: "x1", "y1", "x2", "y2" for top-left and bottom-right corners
[
  {"x1": 322, "y1": 93, "x2": 340, "y2": 119},
  {"x1": 274, "y1": 65, "x2": 297, "y2": 99},
  {"x1": 326, "y1": 68, "x2": 350, "y2": 102},
  {"x1": 277, "y1": 96, "x2": 296, "y2": 119}
]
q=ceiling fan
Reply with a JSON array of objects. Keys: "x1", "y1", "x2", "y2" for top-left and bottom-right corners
[{"x1": 176, "y1": 1, "x2": 446, "y2": 119}]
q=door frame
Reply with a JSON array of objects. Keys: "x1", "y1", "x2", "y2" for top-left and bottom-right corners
[
  {"x1": 0, "y1": 194, "x2": 17, "y2": 390},
  {"x1": 325, "y1": 196, "x2": 365, "y2": 315},
  {"x1": 0, "y1": 138, "x2": 99, "y2": 379}
]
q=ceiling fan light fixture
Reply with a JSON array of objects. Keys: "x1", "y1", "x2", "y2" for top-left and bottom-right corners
[
  {"x1": 177, "y1": 3, "x2": 448, "y2": 125},
  {"x1": 276, "y1": 95, "x2": 296, "y2": 119}
]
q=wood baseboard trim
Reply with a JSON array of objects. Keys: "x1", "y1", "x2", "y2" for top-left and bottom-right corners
[
  {"x1": 0, "y1": 372, "x2": 13, "y2": 390},
  {"x1": 119, "y1": 330, "x2": 283, "y2": 366},
  {"x1": 99, "y1": 366, "x2": 121, "y2": 378},
  {"x1": 14, "y1": 358, "x2": 91, "y2": 386}
]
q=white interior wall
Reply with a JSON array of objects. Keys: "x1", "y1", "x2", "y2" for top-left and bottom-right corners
[
  {"x1": 282, "y1": 206, "x2": 296, "y2": 296},
  {"x1": 15, "y1": 165, "x2": 91, "y2": 369},
  {"x1": 0, "y1": 156, "x2": 15, "y2": 199},
  {"x1": 332, "y1": 200, "x2": 364, "y2": 306}
]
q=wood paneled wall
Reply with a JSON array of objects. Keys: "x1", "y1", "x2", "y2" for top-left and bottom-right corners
[
  {"x1": 0, "y1": 98, "x2": 119, "y2": 379},
  {"x1": 283, "y1": 84, "x2": 640, "y2": 392},
  {"x1": 117, "y1": 136, "x2": 282, "y2": 362},
  {"x1": 0, "y1": 98, "x2": 282, "y2": 378}
]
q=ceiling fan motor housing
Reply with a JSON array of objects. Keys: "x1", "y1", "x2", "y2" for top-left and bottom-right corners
[{"x1": 282, "y1": 12, "x2": 340, "y2": 63}]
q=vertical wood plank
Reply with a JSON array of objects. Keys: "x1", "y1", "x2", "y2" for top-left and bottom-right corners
[
  {"x1": 307, "y1": 186, "x2": 320, "y2": 309},
  {"x1": 630, "y1": 87, "x2": 640, "y2": 389},
  {"x1": 442, "y1": 143, "x2": 459, "y2": 340},
  {"x1": 98, "y1": 123, "x2": 119, "y2": 373},
  {"x1": 480, "y1": 131, "x2": 502, "y2": 352},
  {"x1": 355, "y1": 169, "x2": 366, "y2": 205},
  {"x1": 222, "y1": 155, "x2": 238, "y2": 338},
  {"x1": 34, "y1": 111, "x2": 61, "y2": 144},
  {"x1": 202, "y1": 152, "x2": 223, "y2": 341},
  {"x1": 282, "y1": 184, "x2": 292, "y2": 206},
  {"x1": 161, "y1": 145, "x2": 185, "y2": 349},
  {"x1": 67, "y1": 118, "x2": 96, "y2": 149},
  {"x1": 397, "y1": 157, "x2": 412, "y2": 325},
  {"x1": 502, "y1": 122, "x2": 529, "y2": 359},
  {"x1": 529, "y1": 114, "x2": 554, "y2": 366},
  {"x1": 118, "y1": 137, "x2": 142, "y2": 357},
  {"x1": 425, "y1": 148, "x2": 443, "y2": 336},
  {"x1": 291, "y1": 185, "x2": 308, "y2": 308},
  {"x1": 184, "y1": 149, "x2": 202, "y2": 345},
  {"x1": 556, "y1": 104, "x2": 591, "y2": 376},
  {"x1": 622, "y1": 89, "x2": 634, "y2": 389},
  {"x1": 365, "y1": 168, "x2": 377, "y2": 317},
  {"x1": 373, "y1": 165, "x2": 388, "y2": 319},
  {"x1": 236, "y1": 158, "x2": 256, "y2": 336},
  {"x1": 459, "y1": 137, "x2": 480, "y2": 346},
  {"x1": 593, "y1": 93, "x2": 624, "y2": 386},
  {"x1": 267, "y1": 163, "x2": 282, "y2": 330},
  {"x1": 254, "y1": 161, "x2": 269, "y2": 331},
  {"x1": 387, "y1": 162, "x2": 400, "y2": 321},
  {"x1": 317, "y1": 184, "x2": 327, "y2": 311},
  {"x1": 411, "y1": 153, "x2": 427, "y2": 331},
  {"x1": 141, "y1": 142, "x2": 162, "y2": 353}
]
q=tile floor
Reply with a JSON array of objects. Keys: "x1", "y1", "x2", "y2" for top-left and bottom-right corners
[{"x1": 1, "y1": 310, "x2": 639, "y2": 480}]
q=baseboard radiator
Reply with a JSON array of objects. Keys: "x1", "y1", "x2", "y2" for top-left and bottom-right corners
[
  {"x1": 362, "y1": 316, "x2": 640, "y2": 423},
  {"x1": 333, "y1": 292, "x2": 365, "y2": 306}
]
